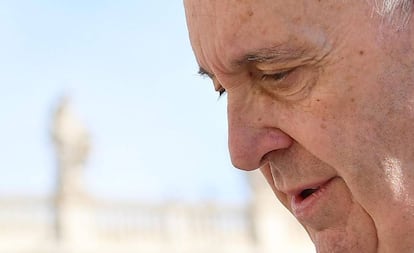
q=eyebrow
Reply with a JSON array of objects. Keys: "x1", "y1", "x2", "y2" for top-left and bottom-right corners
[
  {"x1": 198, "y1": 66, "x2": 214, "y2": 79},
  {"x1": 197, "y1": 46, "x2": 308, "y2": 78},
  {"x1": 235, "y1": 46, "x2": 307, "y2": 66}
]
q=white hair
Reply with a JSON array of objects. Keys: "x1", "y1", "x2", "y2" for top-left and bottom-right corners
[{"x1": 374, "y1": 0, "x2": 412, "y2": 28}]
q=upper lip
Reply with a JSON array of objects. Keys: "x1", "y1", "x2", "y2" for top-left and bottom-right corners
[{"x1": 282, "y1": 177, "x2": 335, "y2": 199}]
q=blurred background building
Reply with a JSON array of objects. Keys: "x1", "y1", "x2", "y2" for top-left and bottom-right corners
[{"x1": 0, "y1": 98, "x2": 313, "y2": 253}]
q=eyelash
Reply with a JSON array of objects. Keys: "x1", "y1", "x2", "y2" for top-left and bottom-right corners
[{"x1": 217, "y1": 87, "x2": 226, "y2": 99}]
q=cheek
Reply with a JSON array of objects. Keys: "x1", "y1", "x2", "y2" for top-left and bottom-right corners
[
  {"x1": 289, "y1": 59, "x2": 376, "y2": 167},
  {"x1": 282, "y1": 97, "x2": 345, "y2": 164}
]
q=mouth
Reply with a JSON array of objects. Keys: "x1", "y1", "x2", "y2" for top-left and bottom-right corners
[
  {"x1": 299, "y1": 187, "x2": 320, "y2": 200},
  {"x1": 290, "y1": 178, "x2": 336, "y2": 220}
]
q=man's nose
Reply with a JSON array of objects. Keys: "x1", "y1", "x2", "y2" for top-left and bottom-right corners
[{"x1": 227, "y1": 102, "x2": 293, "y2": 171}]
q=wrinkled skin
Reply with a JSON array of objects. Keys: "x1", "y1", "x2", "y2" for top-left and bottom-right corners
[{"x1": 184, "y1": 0, "x2": 414, "y2": 252}]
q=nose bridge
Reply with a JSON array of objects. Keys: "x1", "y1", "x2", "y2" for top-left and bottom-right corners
[{"x1": 227, "y1": 96, "x2": 294, "y2": 171}]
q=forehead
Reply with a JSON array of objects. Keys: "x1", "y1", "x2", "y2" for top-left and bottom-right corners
[
  {"x1": 184, "y1": 0, "x2": 292, "y2": 66},
  {"x1": 186, "y1": 1, "x2": 337, "y2": 72},
  {"x1": 184, "y1": 0, "x2": 366, "y2": 73}
]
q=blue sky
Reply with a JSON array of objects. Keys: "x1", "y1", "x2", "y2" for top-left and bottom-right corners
[{"x1": 0, "y1": 1, "x2": 250, "y2": 203}]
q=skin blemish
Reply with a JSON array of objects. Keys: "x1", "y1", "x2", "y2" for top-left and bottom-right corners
[
  {"x1": 320, "y1": 123, "x2": 327, "y2": 129},
  {"x1": 252, "y1": 89, "x2": 260, "y2": 96},
  {"x1": 359, "y1": 50, "x2": 364, "y2": 56},
  {"x1": 293, "y1": 16, "x2": 302, "y2": 24},
  {"x1": 240, "y1": 9, "x2": 254, "y2": 23}
]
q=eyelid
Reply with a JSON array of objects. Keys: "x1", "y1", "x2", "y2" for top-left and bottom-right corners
[
  {"x1": 259, "y1": 66, "x2": 294, "y2": 74},
  {"x1": 260, "y1": 68, "x2": 294, "y2": 81},
  {"x1": 198, "y1": 67, "x2": 226, "y2": 98}
]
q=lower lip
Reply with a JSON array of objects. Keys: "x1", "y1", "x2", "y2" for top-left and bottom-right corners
[{"x1": 290, "y1": 178, "x2": 336, "y2": 220}]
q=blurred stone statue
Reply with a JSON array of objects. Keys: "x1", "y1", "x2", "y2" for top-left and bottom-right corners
[
  {"x1": 51, "y1": 96, "x2": 93, "y2": 243},
  {"x1": 51, "y1": 96, "x2": 90, "y2": 197},
  {"x1": 52, "y1": 97, "x2": 90, "y2": 169}
]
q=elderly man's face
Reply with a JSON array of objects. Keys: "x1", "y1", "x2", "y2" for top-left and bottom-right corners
[{"x1": 185, "y1": 0, "x2": 414, "y2": 252}]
